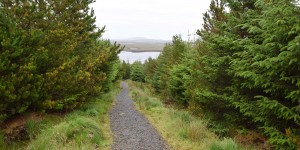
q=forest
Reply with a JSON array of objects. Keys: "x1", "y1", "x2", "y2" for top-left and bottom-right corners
[
  {"x1": 0, "y1": 1, "x2": 122, "y2": 147},
  {"x1": 0, "y1": 0, "x2": 299, "y2": 149},
  {"x1": 123, "y1": 0, "x2": 300, "y2": 149},
  {"x1": 0, "y1": 0, "x2": 123, "y2": 122}
]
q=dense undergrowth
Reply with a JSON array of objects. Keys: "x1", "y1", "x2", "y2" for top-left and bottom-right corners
[
  {"x1": 127, "y1": 80, "x2": 242, "y2": 150},
  {"x1": 1, "y1": 83, "x2": 118, "y2": 150}
]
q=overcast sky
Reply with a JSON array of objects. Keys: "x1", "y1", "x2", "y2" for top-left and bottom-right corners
[{"x1": 90, "y1": 0, "x2": 211, "y2": 41}]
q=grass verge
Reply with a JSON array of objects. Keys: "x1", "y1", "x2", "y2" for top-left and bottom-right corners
[
  {"x1": 1, "y1": 83, "x2": 119, "y2": 150},
  {"x1": 127, "y1": 80, "x2": 241, "y2": 150},
  {"x1": 26, "y1": 86, "x2": 118, "y2": 150}
]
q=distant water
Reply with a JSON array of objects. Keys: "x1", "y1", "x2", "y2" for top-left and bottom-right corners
[{"x1": 118, "y1": 51, "x2": 160, "y2": 64}]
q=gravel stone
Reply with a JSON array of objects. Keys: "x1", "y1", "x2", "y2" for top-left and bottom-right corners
[{"x1": 110, "y1": 82, "x2": 169, "y2": 150}]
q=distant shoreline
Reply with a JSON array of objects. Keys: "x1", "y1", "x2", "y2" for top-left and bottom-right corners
[
  {"x1": 122, "y1": 49, "x2": 162, "y2": 52},
  {"x1": 114, "y1": 37, "x2": 167, "y2": 52}
]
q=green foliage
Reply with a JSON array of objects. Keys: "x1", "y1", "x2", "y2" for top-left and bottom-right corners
[
  {"x1": 132, "y1": 89, "x2": 163, "y2": 110},
  {"x1": 128, "y1": 80, "x2": 240, "y2": 149},
  {"x1": 25, "y1": 86, "x2": 117, "y2": 149},
  {"x1": 27, "y1": 115, "x2": 103, "y2": 149},
  {"x1": 225, "y1": 0, "x2": 300, "y2": 148},
  {"x1": 143, "y1": 0, "x2": 300, "y2": 149},
  {"x1": 130, "y1": 61, "x2": 145, "y2": 82},
  {"x1": 0, "y1": 0, "x2": 122, "y2": 123},
  {"x1": 0, "y1": 5, "x2": 43, "y2": 123},
  {"x1": 144, "y1": 57, "x2": 157, "y2": 83},
  {"x1": 168, "y1": 64, "x2": 190, "y2": 106},
  {"x1": 149, "y1": 35, "x2": 189, "y2": 99},
  {"x1": 210, "y1": 138, "x2": 239, "y2": 150},
  {"x1": 0, "y1": 132, "x2": 4, "y2": 149},
  {"x1": 119, "y1": 60, "x2": 131, "y2": 80}
]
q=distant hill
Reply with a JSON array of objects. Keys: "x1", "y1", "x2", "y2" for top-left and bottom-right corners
[
  {"x1": 116, "y1": 37, "x2": 169, "y2": 43},
  {"x1": 112, "y1": 37, "x2": 170, "y2": 52}
]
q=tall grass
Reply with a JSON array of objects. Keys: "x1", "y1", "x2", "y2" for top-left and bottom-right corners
[
  {"x1": 24, "y1": 84, "x2": 119, "y2": 150},
  {"x1": 24, "y1": 115, "x2": 62, "y2": 140},
  {"x1": 27, "y1": 115, "x2": 103, "y2": 149},
  {"x1": 210, "y1": 138, "x2": 239, "y2": 150},
  {"x1": 128, "y1": 80, "x2": 240, "y2": 150}
]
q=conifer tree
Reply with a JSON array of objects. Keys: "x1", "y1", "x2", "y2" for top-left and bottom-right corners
[
  {"x1": 0, "y1": 0, "x2": 122, "y2": 122},
  {"x1": 229, "y1": 0, "x2": 300, "y2": 148},
  {"x1": 130, "y1": 61, "x2": 145, "y2": 82}
]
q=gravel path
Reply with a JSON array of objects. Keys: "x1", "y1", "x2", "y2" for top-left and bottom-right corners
[{"x1": 109, "y1": 82, "x2": 168, "y2": 150}]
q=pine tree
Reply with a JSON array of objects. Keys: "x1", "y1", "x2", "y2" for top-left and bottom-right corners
[
  {"x1": 0, "y1": 0, "x2": 122, "y2": 122},
  {"x1": 229, "y1": 0, "x2": 300, "y2": 148},
  {"x1": 130, "y1": 61, "x2": 145, "y2": 82}
]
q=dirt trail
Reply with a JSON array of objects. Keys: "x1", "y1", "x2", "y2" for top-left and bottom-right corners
[{"x1": 109, "y1": 82, "x2": 168, "y2": 150}]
